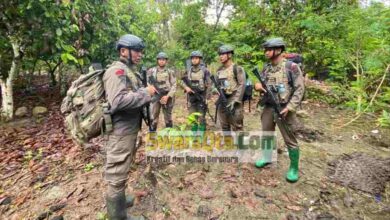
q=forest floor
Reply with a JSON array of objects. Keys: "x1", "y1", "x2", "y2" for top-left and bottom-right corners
[{"x1": 0, "y1": 78, "x2": 390, "y2": 220}]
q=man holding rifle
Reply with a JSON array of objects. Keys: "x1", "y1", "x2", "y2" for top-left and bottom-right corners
[
  {"x1": 253, "y1": 38, "x2": 305, "y2": 183},
  {"x1": 181, "y1": 51, "x2": 212, "y2": 132},
  {"x1": 148, "y1": 52, "x2": 177, "y2": 131},
  {"x1": 213, "y1": 45, "x2": 246, "y2": 131},
  {"x1": 103, "y1": 34, "x2": 156, "y2": 219}
]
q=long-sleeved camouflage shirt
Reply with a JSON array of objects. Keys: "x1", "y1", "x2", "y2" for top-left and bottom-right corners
[
  {"x1": 103, "y1": 58, "x2": 151, "y2": 135},
  {"x1": 216, "y1": 63, "x2": 246, "y2": 104},
  {"x1": 262, "y1": 58, "x2": 305, "y2": 112},
  {"x1": 180, "y1": 65, "x2": 212, "y2": 99},
  {"x1": 147, "y1": 66, "x2": 177, "y2": 98}
]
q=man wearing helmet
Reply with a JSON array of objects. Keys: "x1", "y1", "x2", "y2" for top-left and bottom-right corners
[
  {"x1": 147, "y1": 52, "x2": 176, "y2": 130},
  {"x1": 215, "y1": 45, "x2": 246, "y2": 131},
  {"x1": 103, "y1": 34, "x2": 156, "y2": 219},
  {"x1": 181, "y1": 50, "x2": 212, "y2": 132},
  {"x1": 254, "y1": 38, "x2": 305, "y2": 183}
]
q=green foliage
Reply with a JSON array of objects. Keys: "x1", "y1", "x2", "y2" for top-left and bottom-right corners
[
  {"x1": 187, "y1": 112, "x2": 202, "y2": 126},
  {"x1": 23, "y1": 148, "x2": 43, "y2": 163},
  {"x1": 377, "y1": 110, "x2": 390, "y2": 128},
  {"x1": 24, "y1": 150, "x2": 34, "y2": 162},
  {"x1": 306, "y1": 84, "x2": 351, "y2": 106},
  {"x1": 159, "y1": 112, "x2": 202, "y2": 135},
  {"x1": 84, "y1": 163, "x2": 95, "y2": 172},
  {"x1": 162, "y1": 206, "x2": 171, "y2": 217},
  {"x1": 96, "y1": 212, "x2": 107, "y2": 220}
]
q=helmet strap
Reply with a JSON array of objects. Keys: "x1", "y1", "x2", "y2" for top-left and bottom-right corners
[
  {"x1": 270, "y1": 48, "x2": 282, "y2": 60},
  {"x1": 128, "y1": 48, "x2": 134, "y2": 65}
]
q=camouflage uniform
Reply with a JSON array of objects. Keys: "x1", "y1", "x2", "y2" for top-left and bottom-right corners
[
  {"x1": 148, "y1": 66, "x2": 176, "y2": 129},
  {"x1": 216, "y1": 64, "x2": 246, "y2": 131},
  {"x1": 255, "y1": 38, "x2": 305, "y2": 183},
  {"x1": 182, "y1": 65, "x2": 211, "y2": 125},
  {"x1": 261, "y1": 58, "x2": 304, "y2": 149}
]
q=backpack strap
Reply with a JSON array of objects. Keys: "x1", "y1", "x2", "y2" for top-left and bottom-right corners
[
  {"x1": 168, "y1": 68, "x2": 172, "y2": 84},
  {"x1": 153, "y1": 67, "x2": 158, "y2": 81},
  {"x1": 233, "y1": 64, "x2": 238, "y2": 81},
  {"x1": 285, "y1": 61, "x2": 295, "y2": 90},
  {"x1": 187, "y1": 70, "x2": 190, "y2": 81},
  {"x1": 201, "y1": 66, "x2": 209, "y2": 84},
  {"x1": 102, "y1": 102, "x2": 113, "y2": 133}
]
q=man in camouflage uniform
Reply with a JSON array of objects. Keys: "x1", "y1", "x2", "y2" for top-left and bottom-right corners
[
  {"x1": 215, "y1": 45, "x2": 246, "y2": 131},
  {"x1": 181, "y1": 51, "x2": 211, "y2": 132},
  {"x1": 103, "y1": 34, "x2": 156, "y2": 220},
  {"x1": 148, "y1": 52, "x2": 176, "y2": 131},
  {"x1": 254, "y1": 38, "x2": 305, "y2": 183}
]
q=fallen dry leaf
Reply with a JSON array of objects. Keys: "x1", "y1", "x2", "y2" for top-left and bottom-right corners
[
  {"x1": 184, "y1": 170, "x2": 204, "y2": 186},
  {"x1": 245, "y1": 198, "x2": 259, "y2": 210},
  {"x1": 199, "y1": 186, "x2": 215, "y2": 199},
  {"x1": 134, "y1": 190, "x2": 148, "y2": 197},
  {"x1": 286, "y1": 205, "x2": 302, "y2": 211}
]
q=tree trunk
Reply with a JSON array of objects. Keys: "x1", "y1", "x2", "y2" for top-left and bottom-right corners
[
  {"x1": 45, "y1": 60, "x2": 61, "y2": 87},
  {"x1": 356, "y1": 51, "x2": 362, "y2": 113},
  {"x1": 58, "y1": 63, "x2": 68, "y2": 97},
  {"x1": 0, "y1": 78, "x2": 14, "y2": 121},
  {"x1": 0, "y1": 39, "x2": 21, "y2": 121},
  {"x1": 49, "y1": 69, "x2": 57, "y2": 87}
]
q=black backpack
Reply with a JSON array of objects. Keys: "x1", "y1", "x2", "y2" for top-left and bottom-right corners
[
  {"x1": 233, "y1": 65, "x2": 253, "y2": 111},
  {"x1": 232, "y1": 65, "x2": 253, "y2": 102},
  {"x1": 284, "y1": 53, "x2": 305, "y2": 77},
  {"x1": 284, "y1": 56, "x2": 306, "y2": 105}
]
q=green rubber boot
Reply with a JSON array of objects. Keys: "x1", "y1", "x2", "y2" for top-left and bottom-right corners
[
  {"x1": 191, "y1": 123, "x2": 198, "y2": 132},
  {"x1": 286, "y1": 148, "x2": 300, "y2": 183},
  {"x1": 198, "y1": 123, "x2": 206, "y2": 132},
  {"x1": 255, "y1": 136, "x2": 275, "y2": 168},
  {"x1": 126, "y1": 194, "x2": 134, "y2": 208}
]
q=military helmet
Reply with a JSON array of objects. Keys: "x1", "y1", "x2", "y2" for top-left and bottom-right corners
[
  {"x1": 116, "y1": 34, "x2": 145, "y2": 51},
  {"x1": 262, "y1": 38, "x2": 286, "y2": 50},
  {"x1": 157, "y1": 52, "x2": 168, "y2": 59},
  {"x1": 190, "y1": 50, "x2": 203, "y2": 58},
  {"x1": 218, "y1": 45, "x2": 234, "y2": 55}
]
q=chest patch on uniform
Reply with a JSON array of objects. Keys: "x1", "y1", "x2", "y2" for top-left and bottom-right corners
[{"x1": 115, "y1": 69, "x2": 125, "y2": 76}]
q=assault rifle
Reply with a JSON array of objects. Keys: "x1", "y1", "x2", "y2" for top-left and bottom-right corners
[
  {"x1": 148, "y1": 74, "x2": 168, "y2": 109},
  {"x1": 181, "y1": 76, "x2": 215, "y2": 122},
  {"x1": 252, "y1": 67, "x2": 295, "y2": 139},
  {"x1": 210, "y1": 75, "x2": 235, "y2": 123},
  {"x1": 140, "y1": 66, "x2": 153, "y2": 131}
]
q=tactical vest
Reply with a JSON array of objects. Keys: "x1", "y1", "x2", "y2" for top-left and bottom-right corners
[
  {"x1": 217, "y1": 64, "x2": 238, "y2": 95},
  {"x1": 263, "y1": 60, "x2": 294, "y2": 104},
  {"x1": 188, "y1": 67, "x2": 206, "y2": 92},
  {"x1": 152, "y1": 67, "x2": 171, "y2": 93}
]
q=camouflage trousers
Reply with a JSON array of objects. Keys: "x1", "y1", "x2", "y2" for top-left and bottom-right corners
[
  {"x1": 151, "y1": 97, "x2": 174, "y2": 129},
  {"x1": 261, "y1": 106, "x2": 298, "y2": 149},
  {"x1": 104, "y1": 133, "x2": 138, "y2": 197},
  {"x1": 218, "y1": 99, "x2": 243, "y2": 131}
]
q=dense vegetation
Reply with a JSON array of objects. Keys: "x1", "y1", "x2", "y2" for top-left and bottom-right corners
[{"x1": 1, "y1": 0, "x2": 389, "y2": 124}]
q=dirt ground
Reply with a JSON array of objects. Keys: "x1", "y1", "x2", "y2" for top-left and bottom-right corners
[{"x1": 1, "y1": 88, "x2": 390, "y2": 220}]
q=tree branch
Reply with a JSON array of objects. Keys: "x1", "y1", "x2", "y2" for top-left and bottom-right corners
[{"x1": 338, "y1": 64, "x2": 390, "y2": 128}]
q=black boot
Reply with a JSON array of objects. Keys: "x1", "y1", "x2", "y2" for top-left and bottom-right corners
[
  {"x1": 106, "y1": 192, "x2": 144, "y2": 220},
  {"x1": 106, "y1": 192, "x2": 127, "y2": 220},
  {"x1": 165, "y1": 121, "x2": 173, "y2": 128}
]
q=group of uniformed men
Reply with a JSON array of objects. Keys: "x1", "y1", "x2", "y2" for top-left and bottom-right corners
[{"x1": 102, "y1": 34, "x2": 305, "y2": 219}]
